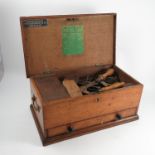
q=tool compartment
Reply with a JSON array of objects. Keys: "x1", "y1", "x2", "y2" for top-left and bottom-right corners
[{"x1": 31, "y1": 66, "x2": 143, "y2": 130}]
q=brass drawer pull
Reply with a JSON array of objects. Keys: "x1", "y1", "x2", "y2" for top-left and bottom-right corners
[{"x1": 32, "y1": 96, "x2": 40, "y2": 112}]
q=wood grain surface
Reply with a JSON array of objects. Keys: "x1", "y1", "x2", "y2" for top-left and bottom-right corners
[
  {"x1": 20, "y1": 13, "x2": 116, "y2": 77},
  {"x1": 21, "y1": 13, "x2": 143, "y2": 146}
]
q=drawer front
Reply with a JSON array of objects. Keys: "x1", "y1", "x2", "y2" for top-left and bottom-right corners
[
  {"x1": 47, "y1": 108, "x2": 137, "y2": 137},
  {"x1": 44, "y1": 85, "x2": 142, "y2": 129}
]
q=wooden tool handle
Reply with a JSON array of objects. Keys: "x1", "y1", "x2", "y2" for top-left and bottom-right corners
[
  {"x1": 100, "y1": 82, "x2": 125, "y2": 91},
  {"x1": 97, "y1": 68, "x2": 114, "y2": 81}
]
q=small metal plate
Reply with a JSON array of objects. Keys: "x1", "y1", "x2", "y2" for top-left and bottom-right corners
[{"x1": 23, "y1": 19, "x2": 48, "y2": 28}]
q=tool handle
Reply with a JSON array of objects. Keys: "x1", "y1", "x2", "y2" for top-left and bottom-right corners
[
  {"x1": 100, "y1": 82, "x2": 125, "y2": 91},
  {"x1": 97, "y1": 68, "x2": 114, "y2": 81}
]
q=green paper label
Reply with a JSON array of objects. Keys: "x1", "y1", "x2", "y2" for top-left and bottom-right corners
[{"x1": 62, "y1": 25, "x2": 84, "y2": 55}]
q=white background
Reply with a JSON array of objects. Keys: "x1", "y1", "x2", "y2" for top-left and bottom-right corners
[{"x1": 0, "y1": 0, "x2": 155, "y2": 155}]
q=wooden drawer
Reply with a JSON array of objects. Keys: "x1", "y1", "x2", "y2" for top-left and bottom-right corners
[
  {"x1": 44, "y1": 85, "x2": 142, "y2": 129},
  {"x1": 47, "y1": 108, "x2": 137, "y2": 137}
]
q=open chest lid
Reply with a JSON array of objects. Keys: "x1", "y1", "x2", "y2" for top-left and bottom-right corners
[{"x1": 20, "y1": 13, "x2": 116, "y2": 78}]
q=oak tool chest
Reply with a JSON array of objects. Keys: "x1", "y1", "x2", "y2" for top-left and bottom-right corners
[{"x1": 20, "y1": 13, "x2": 143, "y2": 146}]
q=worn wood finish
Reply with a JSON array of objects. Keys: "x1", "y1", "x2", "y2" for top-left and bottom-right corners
[
  {"x1": 20, "y1": 13, "x2": 143, "y2": 146},
  {"x1": 20, "y1": 13, "x2": 116, "y2": 77},
  {"x1": 114, "y1": 66, "x2": 141, "y2": 85},
  {"x1": 29, "y1": 66, "x2": 143, "y2": 141},
  {"x1": 30, "y1": 104, "x2": 138, "y2": 146},
  {"x1": 47, "y1": 107, "x2": 137, "y2": 137},
  {"x1": 33, "y1": 76, "x2": 69, "y2": 102},
  {"x1": 43, "y1": 83, "x2": 142, "y2": 129},
  {"x1": 31, "y1": 65, "x2": 142, "y2": 104},
  {"x1": 30, "y1": 79, "x2": 46, "y2": 137},
  {"x1": 63, "y1": 79, "x2": 82, "y2": 97}
]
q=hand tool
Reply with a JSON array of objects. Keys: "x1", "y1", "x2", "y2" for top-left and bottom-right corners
[
  {"x1": 80, "y1": 68, "x2": 114, "y2": 92},
  {"x1": 99, "y1": 82, "x2": 125, "y2": 92},
  {"x1": 96, "y1": 68, "x2": 114, "y2": 81},
  {"x1": 63, "y1": 79, "x2": 83, "y2": 97}
]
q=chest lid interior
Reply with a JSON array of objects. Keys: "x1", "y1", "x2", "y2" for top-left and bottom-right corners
[{"x1": 20, "y1": 13, "x2": 116, "y2": 78}]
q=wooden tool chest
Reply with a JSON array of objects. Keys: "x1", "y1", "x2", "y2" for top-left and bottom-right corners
[{"x1": 20, "y1": 13, "x2": 143, "y2": 146}]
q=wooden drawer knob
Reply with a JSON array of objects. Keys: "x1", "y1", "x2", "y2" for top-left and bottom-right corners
[
  {"x1": 116, "y1": 114, "x2": 122, "y2": 120},
  {"x1": 67, "y1": 126, "x2": 74, "y2": 133}
]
